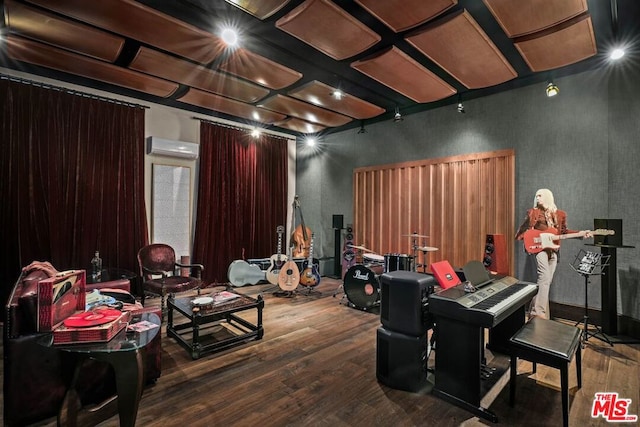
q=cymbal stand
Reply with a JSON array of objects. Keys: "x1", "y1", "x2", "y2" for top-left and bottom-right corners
[
  {"x1": 411, "y1": 235, "x2": 419, "y2": 272},
  {"x1": 570, "y1": 249, "x2": 612, "y2": 347}
]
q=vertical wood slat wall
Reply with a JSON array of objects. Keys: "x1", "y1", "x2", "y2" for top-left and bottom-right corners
[{"x1": 353, "y1": 149, "x2": 515, "y2": 275}]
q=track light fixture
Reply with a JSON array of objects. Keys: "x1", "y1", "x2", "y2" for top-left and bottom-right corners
[
  {"x1": 609, "y1": 0, "x2": 625, "y2": 60},
  {"x1": 457, "y1": 95, "x2": 465, "y2": 113},
  {"x1": 546, "y1": 82, "x2": 559, "y2": 97},
  {"x1": 357, "y1": 121, "x2": 367, "y2": 134},
  {"x1": 331, "y1": 89, "x2": 344, "y2": 100},
  {"x1": 393, "y1": 107, "x2": 403, "y2": 123}
]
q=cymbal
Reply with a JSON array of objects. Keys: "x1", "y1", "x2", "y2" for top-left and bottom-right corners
[
  {"x1": 402, "y1": 233, "x2": 429, "y2": 238},
  {"x1": 418, "y1": 246, "x2": 439, "y2": 252},
  {"x1": 348, "y1": 244, "x2": 373, "y2": 252}
]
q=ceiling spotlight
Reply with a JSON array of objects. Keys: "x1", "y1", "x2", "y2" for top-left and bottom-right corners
[
  {"x1": 331, "y1": 90, "x2": 344, "y2": 100},
  {"x1": 546, "y1": 82, "x2": 559, "y2": 97},
  {"x1": 393, "y1": 107, "x2": 403, "y2": 123},
  {"x1": 610, "y1": 47, "x2": 625, "y2": 60},
  {"x1": 357, "y1": 121, "x2": 367, "y2": 134},
  {"x1": 457, "y1": 102, "x2": 465, "y2": 114},
  {"x1": 251, "y1": 128, "x2": 261, "y2": 138},
  {"x1": 305, "y1": 137, "x2": 317, "y2": 147},
  {"x1": 221, "y1": 28, "x2": 239, "y2": 47}
]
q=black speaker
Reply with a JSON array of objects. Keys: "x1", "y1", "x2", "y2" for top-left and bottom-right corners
[
  {"x1": 332, "y1": 214, "x2": 344, "y2": 229},
  {"x1": 376, "y1": 326, "x2": 429, "y2": 393},
  {"x1": 380, "y1": 271, "x2": 435, "y2": 336}
]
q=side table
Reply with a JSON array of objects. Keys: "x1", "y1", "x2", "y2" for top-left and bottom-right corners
[
  {"x1": 40, "y1": 311, "x2": 160, "y2": 427},
  {"x1": 167, "y1": 291, "x2": 264, "y2": 359}
]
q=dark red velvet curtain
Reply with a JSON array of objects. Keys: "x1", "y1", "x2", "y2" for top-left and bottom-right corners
[
  {"x1": 0, "y1": 78, "x2": 148, "y2": 305},
  {"x1": 193, "y1": 123, "x2": 288, "y2": 284}
]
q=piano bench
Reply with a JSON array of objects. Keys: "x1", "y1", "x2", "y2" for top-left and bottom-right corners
[{"x1": 508, "y1": 318, "x2": 582, "y2": 427}]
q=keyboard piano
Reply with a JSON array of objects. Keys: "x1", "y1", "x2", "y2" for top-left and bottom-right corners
[
  {"x1": 429, "y1": 275, "x2": 538, "y2": 327},
  {"x1": 428, "y1": 275, "x2": 538, "y2": 422}
]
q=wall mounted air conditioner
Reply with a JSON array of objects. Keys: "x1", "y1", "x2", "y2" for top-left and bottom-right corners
[{"x1": 146, "y1": 136, "x2": 199, "y2": 160}]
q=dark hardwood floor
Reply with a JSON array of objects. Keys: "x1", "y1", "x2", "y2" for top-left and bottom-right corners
[{"x1": 3, "y1": 277, "x2": 639, "y2": 426}]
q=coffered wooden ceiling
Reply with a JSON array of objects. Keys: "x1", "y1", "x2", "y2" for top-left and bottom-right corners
[{"x1": 1, "y1": 0, "x2": 638, "y2": 136}]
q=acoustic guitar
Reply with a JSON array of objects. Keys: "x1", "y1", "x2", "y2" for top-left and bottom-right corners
[
  {"x1": 266, "y1": 225, "x2": 288, "y2": 285},
  {"x1": 523, "y1": 228, "x2": 614, "y2": 254},
  {"x1": 299, "y1": 232, "x2": 321, "y2": 287}
]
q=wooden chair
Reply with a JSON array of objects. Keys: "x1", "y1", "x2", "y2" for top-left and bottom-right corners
[{"x1": 137, "y1": 244, "x2": 203, "y2": 318}]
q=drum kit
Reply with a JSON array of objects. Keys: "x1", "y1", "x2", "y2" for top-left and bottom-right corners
[{"x1": 337, "y1": 232, "x2": 439, "y2": 311}]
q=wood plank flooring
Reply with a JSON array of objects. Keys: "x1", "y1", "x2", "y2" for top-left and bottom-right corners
[{"x1": 4, "y1": 277, "x2": 639, "y2": 426}]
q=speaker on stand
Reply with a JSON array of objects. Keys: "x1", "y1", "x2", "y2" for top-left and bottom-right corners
[{"x1": 332, "y1": 214, "x2": 343, "y2": 279}]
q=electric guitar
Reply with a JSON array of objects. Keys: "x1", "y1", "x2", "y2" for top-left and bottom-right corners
[
  {"x1": 228, "y1": 260, "x2": 265, "y2": 287},
  {"x1": 266, "y1": 225, "x2": 288, "y2": 285},
  {"x1": 299, "y1": 232, "x2": 321, "y2": 287},
  {"x1": 523, "y1": 228, "x2": 614, "y2": 254}
]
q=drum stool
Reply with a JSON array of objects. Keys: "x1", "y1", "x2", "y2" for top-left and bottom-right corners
[{"x1": 509, "y1": 318, "x2": 582, "y2": 427}]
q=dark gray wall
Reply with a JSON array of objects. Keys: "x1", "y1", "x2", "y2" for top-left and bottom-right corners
[{"x1": 296, "y1": 66, "x2": 640, "y2": 321}]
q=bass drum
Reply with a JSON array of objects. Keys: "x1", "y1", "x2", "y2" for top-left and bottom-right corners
[{"x1": 343, "y1": 265, "x2": 380, "y2": 310}]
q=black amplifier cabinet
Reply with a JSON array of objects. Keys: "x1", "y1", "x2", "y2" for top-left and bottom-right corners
[
  {"x1": 380, "y1": 271, "x2": 435, "y2": 336},
  {"x1": 376, "y1": 327, "x2": 429, "y2": 393}
]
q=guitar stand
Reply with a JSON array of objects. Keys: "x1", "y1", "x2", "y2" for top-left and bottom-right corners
[
  {"x1": 299, "y1": 285, "x2": 321, "y2": 296},
  {"x1": 571, "y1": 249, "x2": 613, "y2": 347},
  {"x1": 273, "y1": 289, "x2": 296, "y2": 298}
]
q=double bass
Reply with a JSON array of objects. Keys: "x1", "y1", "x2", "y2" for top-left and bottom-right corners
[{"x1": 291, "y1": 196, "x2": 311, "y2": 258}]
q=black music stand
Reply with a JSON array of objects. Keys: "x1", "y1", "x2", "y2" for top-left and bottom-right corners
[{"x1": 570, "y1": 249, "x2": 612, "y2": 347}]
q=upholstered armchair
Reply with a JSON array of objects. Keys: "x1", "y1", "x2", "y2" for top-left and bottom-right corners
[{"x1": 137, "y1": 244, "x2": 204, "y2": 315}]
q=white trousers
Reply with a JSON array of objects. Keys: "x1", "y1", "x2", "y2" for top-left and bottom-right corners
[{"x1": 530, "y1": 250, "x2": 558, "y2": 319}]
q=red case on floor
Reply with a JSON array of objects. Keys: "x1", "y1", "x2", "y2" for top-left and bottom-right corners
[
  {"x1": 53, "y1": 310, "x2": 130, "y2": 344},
  {"x1": 37, "y1": 270, "x2": 86, "y2": 332}
]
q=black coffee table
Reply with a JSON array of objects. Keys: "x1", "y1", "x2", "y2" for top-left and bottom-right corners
[{"x1": 167, "y1": 291, "x2": 264, "y2": 359}]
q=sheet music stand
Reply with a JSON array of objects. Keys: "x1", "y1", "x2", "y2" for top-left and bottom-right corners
[{"x1": 570, "y1": 249, "x2": 612, "y2": 347}]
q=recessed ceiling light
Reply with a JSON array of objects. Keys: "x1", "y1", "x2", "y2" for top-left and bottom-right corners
[
  {"x1": 221, "y1": 28, "x2": 239, "y2": 47},
  {"x1": 610, "y1": 48, "x2": 625, "y2": 60}
]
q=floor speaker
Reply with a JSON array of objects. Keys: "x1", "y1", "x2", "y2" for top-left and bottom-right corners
[
  {"x1": 380, "y1": 271, "x2": 435, "y2": 336},
  {"x1": 341, "y1": 224, "x2": 355, "y2": 278},
  {"x1": 376, "y1": 326, "x2": 429, "y2": 393},
  {"x1": 483, "y1": 233, "x2": 508, "y2": 275}
]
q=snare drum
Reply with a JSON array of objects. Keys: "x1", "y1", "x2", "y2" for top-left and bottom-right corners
[
  {"x1": 384, "y1": 253, "x2": 414, "y2": 272},
  {"x1": 343, "y1": 265, "x2": 380, "y2": 310},
  {"x1": 363, "y1": 253, "x2": 385, "y2": 275}
]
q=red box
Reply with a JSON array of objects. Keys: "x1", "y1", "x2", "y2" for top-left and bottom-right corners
[
  {"x1": 37, "y1": 270, "x2": 87, "y2": 332},
  {"x1": 430, "y1": 260, "x2": 461, "y2": 290},
  {"x1": 53, "y1": 310, "x2": 130, "y2": 344}
]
